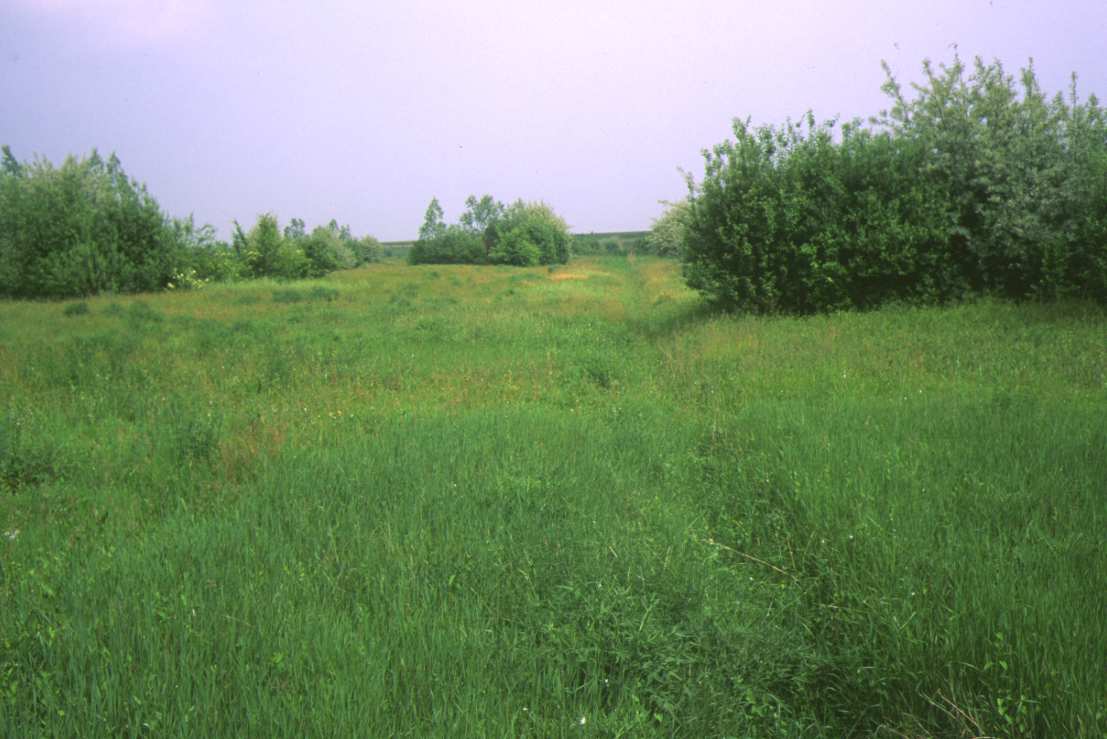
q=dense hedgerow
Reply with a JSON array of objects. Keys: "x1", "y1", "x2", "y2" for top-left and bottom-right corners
[
  {"x1": 0, "y1": 147, "x2": 382, "y2": 298},
  {"x1": 683, "y1": 56, "x2": 1107, "y2": 313},
  {"x1": 572, "y1": 231, "x2": 651, "y2": 256},
  {"x1": 0, "y1": 147, "x2": 184, "y2": 298},
  {"x1": 226, "y1": 215, "x2": 382, "y2": 281},
  {"x1": 410, "y1": 195, "x2": 572, "y2": 266}
]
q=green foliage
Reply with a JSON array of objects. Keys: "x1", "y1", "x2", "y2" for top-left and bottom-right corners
[
  {"x1": 418, "y1": 197, "x2": 446, "y2": 241},
  {"x1": 236, "y1": 213, "x2": 308, "y2": 279},
  {"x1": 409, "y1": 224, "x2": 486, "y2": 264},
  {"x1": 283, "y1": 217, "x2": 306, "y2": 241},
  {"x1": 645, "y1": 200, "x2": 690, "y2": 258},
  {"x1": 490, "y1": 200, "x2": 572, "y2": 265},
  {"x1": 410, "y1": 196, "x2": 572, "y2": 266},
  {"x1": 0, "y1": 146, "x2": 382, "y2": 297},
  {"x1": 172, "y1": 215, "x2": 241, "y2": 285},
  {"x1": 683, "y1": 56, "x2": 1107, "y2": 313},
  {"x1": 572, "y1": 231, "x2": 649, "y2": 256},
  {"x1": 488, "y1": 225, "x2": 541, "y2": 266},
  {"x1": 302, "y1": 225, "x2": 357, "y2": 277},
  {"x1": 0, "y1": 148, "x2": 185, "y2": 298},
  {"x1": 352, "y1": 235, "x2": 384, "y2": 264},
  {"x1": 460, "y1": 193, "x2": 506, "y2": 253}
]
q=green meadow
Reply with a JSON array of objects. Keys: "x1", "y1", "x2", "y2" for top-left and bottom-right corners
[{"x1": 1, "y1": 257, "x2": 1104, "y2": 736}]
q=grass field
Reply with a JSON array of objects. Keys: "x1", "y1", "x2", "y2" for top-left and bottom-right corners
[{"x1": 1, "y1": 256, "x2": 1104, "y2": 736}]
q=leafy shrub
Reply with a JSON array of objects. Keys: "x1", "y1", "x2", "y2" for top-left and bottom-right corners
[
  {"x1": 236, "y1": 214, "x2": 310, "y2": 279},
  {"x1": 682, "y1": 56, "x2": 1107, "y2": 313},
  {"x1": 409, "y1": 195, "x2": 572, "y2": 266},
  {"x1": 646, "y1": 200, "x2": 690, "y2": 258},
  {"x1": 489, "y1": 226, "x2": 541, "y2": 266},
  {"x1": 174, "y1": 216, "x2": 241, "y2": 284},
  {"x1": 302, "y1": 226, "x2": 357, "y2": 276},
  {"x1": 352, "y1": 235, "x2": 383, "y2": 264},
  {"x1": 409, "y1": 225, "x2": 485, "y2": 265},
  {"x1": 0, "y1": 147, "x2": 185, "y2": 298},
  {"x1": 489, "y1": 200, "x2": 571, "y2": 265}
]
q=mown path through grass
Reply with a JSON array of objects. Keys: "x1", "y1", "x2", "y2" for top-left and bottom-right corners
[{"x1": 2, "y1": 258, "x2": 1104, "y2": 736}]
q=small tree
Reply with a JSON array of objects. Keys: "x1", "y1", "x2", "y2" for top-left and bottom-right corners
[
  {"x1": 302, "y1": 225, "x2": 356, "y2": 276},
  {"x1": 242, "y1": 214, "x2": 309, "y2": 279},
  {"x1": 460, "y1": 194, "x2": 506, "y2": 255},
  {"x1": 283, "y1": 217, "x2": 306, "y2": 242},
  {"x1": 418, "y1": 197, "x2": 446, "y2": 241}
]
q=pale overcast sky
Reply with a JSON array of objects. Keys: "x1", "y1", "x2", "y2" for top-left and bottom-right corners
[{"x1": 2, "y1": 0, "x2": 1105, "y2": 240}]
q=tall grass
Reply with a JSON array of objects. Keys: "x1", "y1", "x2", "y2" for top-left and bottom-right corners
[{"x1": 1, "y1": 258, "x2": 1104, "y2": 736}]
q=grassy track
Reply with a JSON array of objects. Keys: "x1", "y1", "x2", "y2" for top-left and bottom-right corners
[{"x1": 1, "y1": 257, "x2": 1104, "y2": 736}]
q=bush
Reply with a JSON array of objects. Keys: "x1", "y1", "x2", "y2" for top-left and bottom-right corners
[
  {"x1": 682, "y1": 56, "x2": 1107, "y2": 313},
  {"x1": 0, "y1": 147, "x2": 186, "y2": 298},
  {"x1": 409, "y1": 225, "x2": 486, "y2": 265},
  {"x1": 352, "y1": 235, "x2": 383, "y2": 265},
  {"x1": 490, "y1": 200, "x2": 571, "y2": 265},
  {"x1": 234, "y1": 214, "x2": 310, "y2": 280},
  {"x1": 646, "y1": 200, "x2": 690, "y2": 258},
  {"x1": 409, "y1": 195, "x2": 572, "y2": 266},
  {"x1": 489, "y1": 226, "x2": 541, "y2": 266},
  {"x1": 302, "y1": 226, "x2": 357, "y2": 277},
  {"x1": 172, "y1": 216, "x2": 240, "y2": 285}
]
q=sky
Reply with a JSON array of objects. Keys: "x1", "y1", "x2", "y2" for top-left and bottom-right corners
[{"x1": 2, "y1": 1, "x2": 1105, "y2": 241}]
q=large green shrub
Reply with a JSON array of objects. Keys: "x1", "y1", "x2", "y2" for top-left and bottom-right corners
[
  {"x1": 409, "y1": 225, "x2": 486, "y2": 264},
  {"x1": 645, "y1": 200, "x2": 691, "y2": 258},
  {"x1": 0, "y1": 147, "x2": 185, "y2": 298},
  {"x1": 233, "y1": 214, "x2": 310, "y2": 280},
  {"x1": 490, "y1": 200, "x2": 571, "y2": 265},
  {"x1": 302, "y1": 225, "x2": 357, "y2": 277},
  {"x1": 409, "y1": 195, "x2": 571, "y2": 266},
  {"x1": 683, "y1": 57, "x2": 1107, "y2": 313},
  {"x1": 352, "y1": 235, "x2": 384, "y2": 265},
  {"x1": 0, "y1": 146, "x2": 383, "y2": 297}
]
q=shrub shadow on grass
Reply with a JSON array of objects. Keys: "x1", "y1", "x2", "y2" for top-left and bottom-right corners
[
  {"x1": 630, "y1": 299, "x2": 718, "y2": 340},
  {"x1": 273, "y1": 287, "x2": 339, "y2": 304}
]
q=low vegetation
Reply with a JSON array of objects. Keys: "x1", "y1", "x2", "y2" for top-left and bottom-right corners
[{"x1": 1, "y1": 257, "x2": 1103, "y2": 736}]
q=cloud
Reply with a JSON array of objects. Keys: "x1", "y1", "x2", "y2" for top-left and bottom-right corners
[{"x1": 15, "y1": 0, "x2": 215, "y2": 46}]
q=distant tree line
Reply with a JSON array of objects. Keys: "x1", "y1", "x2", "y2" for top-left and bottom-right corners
[
  {"x1": 571, "y1": 231, "x2": 652, "y2": 257},
  {"x1": 679, "y1": 56, "x2": 1107, "y2": 313},
  {"x1": 0, "y1": 147, "x2": 381, "y2": 299},
  {"x1": 410, "y1": 195, "x2": 571, "y2": 266}
]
